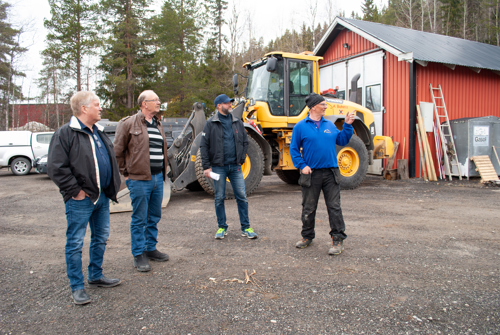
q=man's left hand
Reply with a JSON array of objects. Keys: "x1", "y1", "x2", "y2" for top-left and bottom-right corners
[{"x1": 345, "y1": 111, "x2": 355, "y2": 124}]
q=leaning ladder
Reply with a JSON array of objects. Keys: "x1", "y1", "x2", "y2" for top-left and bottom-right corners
[{"x1": 429, "y1": 84, "x2": 462, "y2": 180}]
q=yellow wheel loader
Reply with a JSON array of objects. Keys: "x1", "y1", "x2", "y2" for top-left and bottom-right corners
[{"x1": 226, "y1": 51, "x2": 394, "y2": 190}]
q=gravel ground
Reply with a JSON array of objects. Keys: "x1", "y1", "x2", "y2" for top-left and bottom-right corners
[{"x1": 0, "y1": 169, "x2": 499, "y2": 334}]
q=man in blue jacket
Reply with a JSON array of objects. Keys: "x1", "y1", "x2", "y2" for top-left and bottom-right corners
[
  {"x1": 200, "y1": 94, "x2": 258, "y2": 240},
  {"x1": 290, "y1": 93, "x2": 355, "y2": 255},
  {"x1": 48, "y1": 91, "x2": 121, "y2": 304}
]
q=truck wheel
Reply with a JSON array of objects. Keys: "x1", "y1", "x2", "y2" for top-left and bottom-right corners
[
  {"x1": 194, "y1": 136, "x2": 264, "y2": 199},
  {"x1": 276, "y1": 169, "x2": 300, "y2": 184},
  {"x1": 11, "y1": 157, "x2": 31, "y2": 176},
  {"x1": 336, "y1": 134, "x2": 368, "y2": 190}
]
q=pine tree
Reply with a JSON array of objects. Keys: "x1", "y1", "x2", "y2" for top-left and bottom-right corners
[
  {"x1": 44, "y1": 0, "x2": 100, "y2": 92},
  {"x1": 204, "y1": 0, "x2": 228, "y2": 62},
  {"x1": 361, "y1": 0, "x2": 378, "y2": 21},
  {"x1": 97, "y1": 0, "x2": 154, "y2": 119},
  {"x1": 151, "y1": 0, "x2": 204, "y2": 116}
]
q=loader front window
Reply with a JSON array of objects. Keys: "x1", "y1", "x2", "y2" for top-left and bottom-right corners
[{"x1": 247, "y1": 60, "x2": 284, "y2": 116}]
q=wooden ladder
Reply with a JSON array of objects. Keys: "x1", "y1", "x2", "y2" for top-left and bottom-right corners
[{"x1": 429, "y1": 84, "x2": 462, "y2": 180}]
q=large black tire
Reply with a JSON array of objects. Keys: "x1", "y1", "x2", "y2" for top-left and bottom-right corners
[
  {"x1": 194, "y1": 136, "x2": 264, "y2": 199},
  {"x1": 276, "y1": 169, "x2": 300, "y2": 184},
  {"x1": 11, "y1": 157, "x2": 31, "y2": 176},
  {"x1": 336, "y1": 134, "x2": 369, "y2": 190},
  {"x1": 185, "y1": 180, "x2": 204, "y2": 191}
]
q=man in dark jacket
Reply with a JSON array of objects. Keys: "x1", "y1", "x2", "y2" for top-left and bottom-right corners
[
  {"x1": 200, "y1": 94, "x2": 258, "y2": 240},
  {"x1": 114, "y1": 90, "x2": 170, "y2": 273},
  {"x1": 48, "y1": 91, "x2": 122, "y2": 305}
]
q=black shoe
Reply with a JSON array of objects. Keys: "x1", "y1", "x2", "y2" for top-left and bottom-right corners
[
  {"x1": 88, "y1": 276, "x2": 122, "y2": 288},
  {"x1": 72, "y1": 289, "x2": 91, "y2": 305},
  {"x1": 145, "y1": 249, "x2": 169, "y2": 262},
  {"x1": 134, "y1": 253, "x2": 151, "y2": 272}
]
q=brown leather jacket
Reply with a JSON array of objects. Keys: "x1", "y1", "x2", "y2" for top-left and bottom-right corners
[{"x1": 114, "y1": 111, "x2": 168, "y2": 181}]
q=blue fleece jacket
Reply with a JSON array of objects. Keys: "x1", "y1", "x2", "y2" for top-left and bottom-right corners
[{"x1": 290, "y1": 115, "x2": 353, "y2": 170}]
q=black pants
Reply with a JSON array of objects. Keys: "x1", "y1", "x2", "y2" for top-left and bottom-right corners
[{"x1": 301, "y1": 168, "x2": 347, "y2": 241}]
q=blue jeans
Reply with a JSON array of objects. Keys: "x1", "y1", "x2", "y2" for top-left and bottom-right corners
[
  {"x1": 64, "y1": 194, "x2": 110, "y2": 291},
  {"x1": 126, "y1": 172, "x2": 163, "y2": 257},
  {"x1": 212, "y1": 165, "x2": 250, "y2": 232}
]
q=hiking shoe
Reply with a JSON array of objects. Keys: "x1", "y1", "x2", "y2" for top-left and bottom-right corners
[
  {"x1": 133, "y1": 253, "x2": 151, "y2": 272},
  {"x1": 328, "y1": 239, "x2": 344, "y2": 255},
  {"x1": 215, "y1": 228, "x2": 227, "y2": 239},
  {"x1": 145, "y1": 249, "x2": 169, "y2": 262},
  {"x1": 241, "y1": 228, "x2": 258, "y2": 239},
  {"x1": 295, "y1": 238, "x2": 313, "y2": 248}
]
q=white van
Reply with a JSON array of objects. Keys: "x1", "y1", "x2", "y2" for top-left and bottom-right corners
[{"x1": 0, "y1": 131, "x2": 54, "y2": 175}]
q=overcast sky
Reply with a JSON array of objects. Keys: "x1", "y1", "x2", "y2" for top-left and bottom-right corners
[{"x1": 8, "y1": 0, "x2": 387, "y2": 100}]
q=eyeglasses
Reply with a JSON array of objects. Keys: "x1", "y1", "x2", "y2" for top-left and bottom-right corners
[
  {"x1": 145, "y1": 98, "x2": 161, "y2": 103},
  {"x1": 318, "y1": 103, "x2": 328, "y2": 107}
]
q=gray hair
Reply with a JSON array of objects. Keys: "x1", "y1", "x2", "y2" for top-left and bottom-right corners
[
  {"x1": 137, "y1": 90, "x2": 156, "y2": 108},
  {"x1": 70, "y1": 91, "x2": 99, "y2": 116}
]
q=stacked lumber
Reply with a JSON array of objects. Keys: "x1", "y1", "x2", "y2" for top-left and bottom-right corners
[{"x1": 416, "y1": 106, "x2": 437, "y2": 181}]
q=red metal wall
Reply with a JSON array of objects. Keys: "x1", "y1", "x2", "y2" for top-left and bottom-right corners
[
  {"x1": 319, "y1": 29, "x2": 379, "y2": 65},
  {"x1": 384, "y1": 53, "x2": 410, "y2": 169},
  {"x1": 415, "y1": 63, "x2": 500, "y2": 177},
  {"x1": 10, "y1": 104, "x2": 70, "y2": 129},
  {"x1": 417, "y1": 63, "x2": 500, "y2": 119}
]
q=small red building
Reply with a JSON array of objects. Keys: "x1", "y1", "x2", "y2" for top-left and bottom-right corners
[
  {"x1": 9, "y1": 104, "x2": 71, "y2": 130},
  {"x1": 314, "y1": 17, "x2": 500, "y2": 178}
]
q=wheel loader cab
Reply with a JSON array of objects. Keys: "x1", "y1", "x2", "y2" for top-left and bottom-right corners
[{"x1": 244, "y1": 53, "x2": 319, "y2": 126}]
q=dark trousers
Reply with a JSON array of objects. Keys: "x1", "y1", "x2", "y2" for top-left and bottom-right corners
[{"x1": 301, "y1": 168, "x2": 347, "y2": 241}]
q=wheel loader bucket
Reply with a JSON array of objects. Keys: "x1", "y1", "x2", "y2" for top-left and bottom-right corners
[{"x1": 109, "y1": 180, "x2": 171, "y2": 214}]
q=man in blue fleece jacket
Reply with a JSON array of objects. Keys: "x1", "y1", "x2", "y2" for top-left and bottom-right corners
[{"x1": 290, "y1": 93, "x2": 355, "y2": 255}]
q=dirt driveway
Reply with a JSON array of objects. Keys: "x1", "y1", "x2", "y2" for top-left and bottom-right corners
[{"x1": 0, "y1": 170, "x2": 499, "y2": 334}]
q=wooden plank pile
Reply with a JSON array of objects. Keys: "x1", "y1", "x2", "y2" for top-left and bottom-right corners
[{"x1": 416, "y1": 105, "x2": 437, "y2": 181}]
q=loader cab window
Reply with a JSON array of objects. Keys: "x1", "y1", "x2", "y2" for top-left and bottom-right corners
[
  {"x1": 289, "y1": 61, "x2": 312, "y2": 116},
  {"x1": 268, "y1": 61, "x2": 284, "y2": 115},
  {"x1": 246, "y1": 59, "x2": 285, "y2": 116}
]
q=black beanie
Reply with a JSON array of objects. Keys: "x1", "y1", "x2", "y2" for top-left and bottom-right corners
[{"x1": 305, "y1": 93, "x2": 325, "y2": 109}]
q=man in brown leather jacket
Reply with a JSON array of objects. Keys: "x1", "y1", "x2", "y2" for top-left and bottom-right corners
[{"x1": 114, "y1": 90, "x2": 169, "y2": 272}]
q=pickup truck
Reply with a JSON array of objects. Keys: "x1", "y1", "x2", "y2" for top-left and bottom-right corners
[{"x1": 0, "y1": 131, "x2": 54, "y2": 175}]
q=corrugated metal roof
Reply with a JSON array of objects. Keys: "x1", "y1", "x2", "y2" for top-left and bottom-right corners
[{"x1": 315, "y1": 17, "x2": 500, "y2": 72}]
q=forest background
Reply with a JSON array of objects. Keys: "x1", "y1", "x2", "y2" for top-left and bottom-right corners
[{"x1": 1, "y1": 0, "x2": 499, "y2": 129}]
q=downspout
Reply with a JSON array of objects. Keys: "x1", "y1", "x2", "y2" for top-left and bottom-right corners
[{"x1": 408, "y1": 61, "x2": 417, "y2": 178}]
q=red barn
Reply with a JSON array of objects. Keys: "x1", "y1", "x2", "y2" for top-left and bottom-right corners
[
  {"x1": 314, "y1": 17, "x2": 500, "y2": 178},
  {"x1": 10, "y1": 104, "x2": 71, "y2": 130}
]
